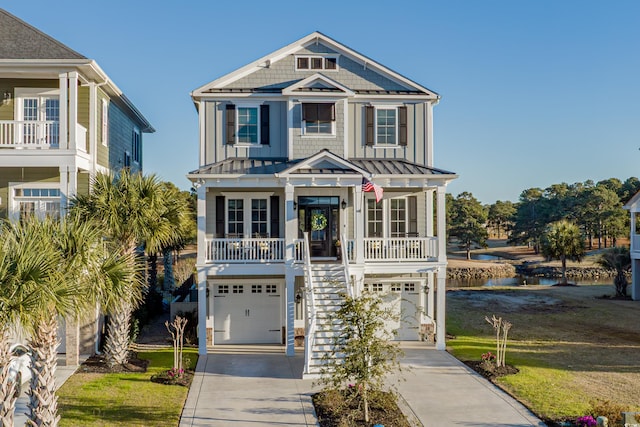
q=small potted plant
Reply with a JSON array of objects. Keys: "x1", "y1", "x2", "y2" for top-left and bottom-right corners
[{"x1": 334, "y1": 240, "x2": 342, "y2": 260}]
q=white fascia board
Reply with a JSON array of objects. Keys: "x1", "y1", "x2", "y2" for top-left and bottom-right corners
[
  {"x1": 352, "y1": 93, "x2": 438, "y2": 101},
  {"x1": 624, "y1": 189, "x2": 640, "y2": 209},
  {"x1": 282, "y1": 73, "x2": 354, "y2": 97},
  {"x1": 195, "y1": 93, "x2": 284, "y2": 101},
  {"x1": 191, "y1": 31, "x2": 438, "y2": 98}
]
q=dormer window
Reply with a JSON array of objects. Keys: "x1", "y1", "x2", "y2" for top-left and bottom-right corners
[
  {"x1": 296, "y1": 55, "x2": 339, "y2": 71},
  {"x1": 302, "y1": 103, "x2": 335, "y2": 135}
]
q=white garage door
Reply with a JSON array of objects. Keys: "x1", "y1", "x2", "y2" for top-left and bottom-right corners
[
  {"x1": 367, "y1": 282, "x2": 421, "y2": 341},
  {"x1": 213, "y1": 282, "x2": 282, "y2": 344}
]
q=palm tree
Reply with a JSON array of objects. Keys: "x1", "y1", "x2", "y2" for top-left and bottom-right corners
[
  {"x1": 540, "y1": 220, "x2": 585, "y2": 285},
  {"x1": 71, "y1": 170, "x2": 183, "y2": 367},
  {"x1": 597, "y1": 246, "x2": 631, "y2": 297},
  {"x1": 0, "y1": 218, "x2": 61, "y2": 427}
]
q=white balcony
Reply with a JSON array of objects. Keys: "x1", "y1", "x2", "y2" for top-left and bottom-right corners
[
  {"x1": 0, "y1": 120, "x2": 87, "y2": 151},
  {"x1": 0, "y1": 120, "x2": 59, "y2": 148},
  {"x1": 204, "y1": 236, "x2": 438, "y2": 264}
]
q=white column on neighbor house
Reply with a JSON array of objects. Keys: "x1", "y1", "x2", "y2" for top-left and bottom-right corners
[
  {"x1": 59, "y1": 165, "x2": 78, "y2": 216},
  {"x1": 435, "y1": 185, "x2": 448, "y2": 350},
  {"x1": 68, "y1": 71, "x2": 78, "y2": 151},
  {"x1": 435, "y1": 265, "x2": 447, "y2": 350},
  {"x1": 354, "y1": 184, "x2": 365, "y2": 264},
  {"x1": 284, "y1": 183, "x2": 296, "y2": 356},
  {"x1": 58, "y1": 73, "x2": 68, "y2": 150},
  {"x1": 196, "y1": 183, "x2": 209, "y2": 355},
  {"x1": 88, "y1": 82, "x2": 98, "y2": 175},
  {"x1": 425, "y1": 189, "x2": 435, "y2": 237}
]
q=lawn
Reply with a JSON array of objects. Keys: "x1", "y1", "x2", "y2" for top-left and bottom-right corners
[
  {"x1": 446, "y1": 284, "x2": 640, "y2": 424},
  {"x1": 57, "y1": 348, "x2": 198, "y2": 427}
]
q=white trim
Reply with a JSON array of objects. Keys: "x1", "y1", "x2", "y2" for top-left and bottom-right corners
[
  {"x1": 221, "y1": 192, "x2": 275, "y2": 237},
  {"x1": 374, "y1": 106, "x2": 399, "y2": 146},
  {"x1": 282, "y1": 74, "x2": 354, "y2": 97},
  {"x1": 101, "y1": 98, "x2": 108, "y2": 146},
  {"x1": 8, "y1": 181, "x2": 61, "y2": 222},
  {"x1": 191, "y1": 32, "x2": 438, "y2": 98},
  {"x1": 234, "y1": 103, "x2": 261, "y2": 145},
  {"x1": 294, "y1": 54, "x2": 340, "y2": 72}
]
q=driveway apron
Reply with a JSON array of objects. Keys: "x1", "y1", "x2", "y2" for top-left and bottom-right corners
[{"x1": 179, "y1": 345, "x2": 317, "y2": 427}]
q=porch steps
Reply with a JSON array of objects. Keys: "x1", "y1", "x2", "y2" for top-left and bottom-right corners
[{"x1": 303, "y1": 264, "x2": 349, "y2": 378}]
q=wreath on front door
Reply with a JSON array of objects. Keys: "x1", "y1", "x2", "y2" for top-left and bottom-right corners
[{"x1": 311, "y1": 212, "x2": 328, "y2": 231}]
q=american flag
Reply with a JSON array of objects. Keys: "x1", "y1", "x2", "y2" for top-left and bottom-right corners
[{"x1": 362, "y1": 177, "x2": 383, "y2": 203}]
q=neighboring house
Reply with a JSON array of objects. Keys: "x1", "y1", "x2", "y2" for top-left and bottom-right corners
[
  {"x1": 188, "y1": 32, "x2": 457, "y2": 376},
  {"x1": 623, "y1": 193, "x2": 640, "y2": 300},
  {"x1": 0, "y1": 9, "x2": 154, "y2": 364}
]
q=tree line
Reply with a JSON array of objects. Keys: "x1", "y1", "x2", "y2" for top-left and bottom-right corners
[{"x1": 446, "y1": 177, "x2": 640, "y2": 258}]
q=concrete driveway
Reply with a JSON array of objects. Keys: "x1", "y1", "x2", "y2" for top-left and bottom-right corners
[
  {"x1": 180, "y1": 344, "x2": 545, "y2": 427},
  {"x1": 179, "y1": 345, "x2": 317, "y2": 426}
]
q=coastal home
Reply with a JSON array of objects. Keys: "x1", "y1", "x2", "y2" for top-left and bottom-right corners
[
  {"x1": 623, "y1": 194, "x2": 640, "y2": 300},
  {"x1": 188, "y1": 32, "x2": 457, "y2": 376},
  {"x1": 0, "y1": 8, "x2": 154, "y2": 363}
]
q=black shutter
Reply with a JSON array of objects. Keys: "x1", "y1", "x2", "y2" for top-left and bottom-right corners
[
  {"x1": 408, "y1": 196, "x2": 418, "y2": 236},
  {"x1": 365, "y1": 106, "x2": 374, "y2": 146},
  {"x1": 270, "y1": 195, "x2": 280, "y2": 237},
  {"x1": 215, "y1": 196, "x2": 225, "y2": 237},
  {"x1": 260, "y1": 104, "x2": 270, "y2": 145},
  {"x1": 225, "y1": 104, "x2": 235, "y2": 145},
  {"x1": 398, "y1": 106, "x2": 408, "y2": 146}
]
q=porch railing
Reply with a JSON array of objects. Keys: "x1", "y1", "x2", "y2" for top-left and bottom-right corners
[
  {"x1": 0, "y1": 120, "x2": 87, "y2": 151},
  {"x1": 302, "y1": 232, "x2": 316, "y2": 376},
  {"x1": 204, "y1": 237, "x2": 285, "y2": 263},
  {"x1": 364, "y1": 237, "x2": 437, "y2": 261}
]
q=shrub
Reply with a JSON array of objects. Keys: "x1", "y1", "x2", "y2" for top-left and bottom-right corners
[{"x1": 590, "y1": 400, "x2": 626, "y2": 426}]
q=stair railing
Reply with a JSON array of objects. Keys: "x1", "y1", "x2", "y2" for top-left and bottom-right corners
[
  {"x1": 302, "y1": 232, "x2": 317, "y2": 375},
  {"x1": 340, "y1": 233, "x2": 354, "y2": 298}
]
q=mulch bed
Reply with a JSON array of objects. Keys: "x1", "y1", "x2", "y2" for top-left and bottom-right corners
[
  {"x1": 79, "y1": 353, "x2": 149, "y2": 374},
  {"x1": 312, "y1": 388, "x2": 410, "y2": 427},
  {"x1": 463, "y1": 360, "x2": 519, "y2": 381}
]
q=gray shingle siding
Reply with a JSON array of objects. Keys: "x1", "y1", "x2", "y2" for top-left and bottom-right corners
[
  {"x1": 292, "y1": 102, "x2": 344, "y2": 159},
  {"x1": 227, "y1": 45, "x2": 409, "y2": 92}
]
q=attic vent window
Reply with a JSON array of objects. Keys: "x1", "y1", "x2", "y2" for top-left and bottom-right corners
[{"x1": 295, "y1": 55, "x2": 339, "y2": 71}]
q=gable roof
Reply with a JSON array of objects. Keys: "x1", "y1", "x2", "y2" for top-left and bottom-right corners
[
  {"x1": 192, "y1": 31, "x2": 439, "y2": 99},
  {"x1": 282, "y1": 73, "x2": 355, "y2": 97},
  {"x1": 0, "y1": 9, "x2": 86, "y2": 59}
]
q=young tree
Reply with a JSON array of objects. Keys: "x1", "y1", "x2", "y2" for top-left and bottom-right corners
[
  {"x1": 318, "y1": 292, "x2": 403, "y2": 423},
  {"x1": 448, "y1": 192, "x2": 488, "y2": 259},
  {"x1": 540, "y1": 220, "x2": 585, "y2": 285},
  {"x1": 597, "y1": 247, "x2": 631, "y2": 297}
]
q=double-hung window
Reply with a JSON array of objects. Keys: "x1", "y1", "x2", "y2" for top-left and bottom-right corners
[
  {"x1": 225, "y1": 104, "x2": 270, "y2": 145},
  {"x1": 390, "y1": 199, "x2": 406, "y2": 237},
  {"x1": 227, "y1": 199, "x2": 244, "y2": 236},
  {"x1": 365, "y1": 105, "x2": 407, "y2": 147},
  {"x1": 302, "y1": 103, "x2": 335, "y2": 135},
  {"x1": 251, "y1": 199, "x2": 268, "y2": 236},
  {"x1": 132, "y1": 128, "x2": 141, "y2": 164},
  {"x1": 366, "y1": 199, "x2": 383, "y2": 237}
]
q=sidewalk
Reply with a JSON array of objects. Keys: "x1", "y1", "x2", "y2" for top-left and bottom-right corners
[{"x1": 180, "y1": 344, "x2": 546, "y2": 427}]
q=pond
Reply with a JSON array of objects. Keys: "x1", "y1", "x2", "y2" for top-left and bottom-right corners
[
  {"x1": 447, "y1": 276, "x2": 613, "y2": 288},
  {"x1": 470, "y1": 254, "x2": 506, "y2": 261}
]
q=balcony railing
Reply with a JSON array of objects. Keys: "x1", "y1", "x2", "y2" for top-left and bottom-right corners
[
  {"x1": 204, "y1": 236, "x2": 438, "y2": 264},
  {"x1": 205, "y1": 237, "x2": 285, "y2": 263},
  {"x1": 0, "y1": 120, "x2": 87, "y2": 151},
  {"x1": 364, "y1": 237, "x2": 437, "y2": 261}
]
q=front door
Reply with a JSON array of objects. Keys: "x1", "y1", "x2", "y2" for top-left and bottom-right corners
[
  {"x1": 308, "y1": 206, "x2": 332, "y2": 257},
  {"x1": 298, "y1": 196, "x2": 340, "y2": 258}
]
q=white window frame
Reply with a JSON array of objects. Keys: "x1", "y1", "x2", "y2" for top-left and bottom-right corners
[
  {"x1": 14, "y1": 88, "x2": 61, "y2": 147},
  {"x1": 222, "y1": 192, "x2": 274, "y2": 237},
  {"x1": 132, "y1": 127, "x2": 141, "y2": 164},
  {"x1": 365, "y1": 197, "x2": 408, "y2": 238},
  {"x1": 101, "y1": 99, "x2": 109, "y2": 146},
  {"x1": 375, "y1": 106, "x2": 399, "y2": 146},
  {"x1": 235, "y1": 104, "x2": 260, "y2": 145},
  {"x1": 295, "y1": 55, "x2": 339, "y2": 72},
  {"x1": 9, "y1": 182, "x2": 62, "y2": 222},
  {"x1": 301, "y1": 103, "x2": 336, "y2": 137}
]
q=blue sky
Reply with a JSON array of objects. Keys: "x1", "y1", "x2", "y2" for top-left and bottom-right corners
[{"x1": 4, "y1": 1, "x2": 640, "y2": 204}]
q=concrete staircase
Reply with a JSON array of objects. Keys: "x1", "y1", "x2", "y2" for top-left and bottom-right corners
[{"x1": 303, "y1": 263, "x2": 349, "y2": 378}]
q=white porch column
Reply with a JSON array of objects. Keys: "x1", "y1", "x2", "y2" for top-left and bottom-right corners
[
  {"x1": 59, "y1": 165, "x2": 78, "y2": 217},
  {"x1": 196, "y1": 184, "x2": 209, "y2": 355},
  {"x1": 68, "y1": 71, "x2": 78, "y2": 151},
  {"x1": 354, "y1": 184, "x2": 364, "y2": 264},
  {"x1": 425, "y1": 189, "x2": 435, "y2": 237},
  {"x1": 435, "y1": 266, "x2": 447, "y2": 350},
  {"x1": 285, "y1": 184, "x2": 296, "y2": 356},
  {"x1": 436, "y1": 185, "x2": 447, "y2": 263},
  {"x1": 89, "y1": 82, "x2": 98, "y2": 175},
  {"x1": 426, "y1": 272, "x2": 435, "y2": 320},
  {"x1": 59, "y1": 73, "x2": 68, "y2": 150}
]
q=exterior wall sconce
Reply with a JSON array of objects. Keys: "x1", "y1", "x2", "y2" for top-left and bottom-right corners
[
  {"x1": 295, "y1": 290, "x2": 302, "y2": 303},
  {"x1": 2, "y1": 91, "x2": 11, "y2": 105},
  {"x1": 341, "y1": 199, "x2": 347, "y2": 209},
  {"x1": 293, "y1": 201, "x2": 297, "y2": 210}
]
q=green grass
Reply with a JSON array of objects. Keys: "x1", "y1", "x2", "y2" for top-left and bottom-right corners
[
  {"x1": 446, "y1": 285, "x2": 640, "y2": 422},
  {"x1": 58, "y1": 348, "x2": 198, "y2": 427}
]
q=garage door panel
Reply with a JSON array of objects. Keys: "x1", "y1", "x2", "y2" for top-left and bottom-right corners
[{"x1": 213, "y1": 283, "x2": 281, "y2": 344}]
